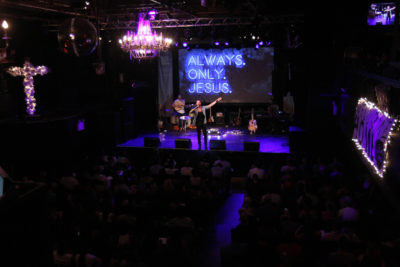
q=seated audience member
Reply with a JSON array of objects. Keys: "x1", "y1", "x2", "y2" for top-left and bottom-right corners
[
  {"x1": 149, "y1": 159, "x2": 164, "y2": 176},
  {"x1": 164, "y1": 161, "x2": 179, "y2": 176},
  {"x1": 248, "y1": 163, "x2": 265, "y2": 180},
  {"x1": 180, "y1": 160, "x2": 193, "y2": 177},
  {"x1": 211, "y1": 162, "x2": 225, "y2": 178},
  {"x1": 338, "y1": 196, "x2": 360, "y2": 222}
]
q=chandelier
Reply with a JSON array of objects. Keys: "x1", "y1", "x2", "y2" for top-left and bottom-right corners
[{"x1": 119, "y1": 14, "x2": 172, "y2": 60}]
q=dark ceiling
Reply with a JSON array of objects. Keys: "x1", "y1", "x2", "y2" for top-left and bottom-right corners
[{"x1": 0, "y1": 0, "x2": 305, "y2": 30}]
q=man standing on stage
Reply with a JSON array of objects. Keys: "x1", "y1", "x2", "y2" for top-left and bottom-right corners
[
  {"x1": 172, "y1": 94, "x2": 186, "y2": 131},
  {"x1": 190, "y1": 97, "x2": 222, "y2": 150}
]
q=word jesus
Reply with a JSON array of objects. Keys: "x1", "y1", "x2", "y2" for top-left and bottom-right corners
[
  {"x1": 7, "y1": 61, "x2": 48, "y2": 115},
  {"x1": 188, "y1": 82, "x2": 230, "y2": 94}
]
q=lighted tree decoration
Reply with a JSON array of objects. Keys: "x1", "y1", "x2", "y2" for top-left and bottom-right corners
[{"x1": 7, "y1": 60, "x2": 48, "y2": 116}]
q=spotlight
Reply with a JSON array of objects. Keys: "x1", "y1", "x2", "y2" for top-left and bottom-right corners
[
  {"x1": 225, "y1": 42, "x2": 229, "y2": 46},
  {"x1": 252, "y1": 36, "x2": 255, "y2": 40},
  {"x1": 255, "y1": 44, "x2": 259, "y2": 49},
  {"x1": 1, "y1": 20, "x2": 8, "y2": 30},
  {"x1": 182, "y1": 42, "x2": 188, "y2": 47},
  {"x1": 148, "y1": 10, "x2": 158, "y2": 20},
  {"x1": 214, "y1": 41, "x2": 220, "y2": 46},
  {"x1": 266, "y1": 41, "x2": 271, "y2": 46},
  {"x1": 259, "y1": 41, "x2": 263, "y2": 45}
]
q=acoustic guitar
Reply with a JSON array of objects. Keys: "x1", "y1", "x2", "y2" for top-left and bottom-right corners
[
  {"x1": 234, "y1": 107, "x2": 241, "y2": 126},
  {"x1": 248, "y1": 108, "x2": 257, "y2": 134},
  {"x1": 173, "y1": 103, "x2": 194, "y2": 112}
]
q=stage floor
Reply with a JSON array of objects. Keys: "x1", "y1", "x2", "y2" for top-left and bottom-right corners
[{"x1": 118, "y1": 128, "x2": 289, "y2": 153}]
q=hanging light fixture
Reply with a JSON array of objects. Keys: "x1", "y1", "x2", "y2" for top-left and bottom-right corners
[{"x1": 119, "y1": 13, "x2": 172, "y2": 60}]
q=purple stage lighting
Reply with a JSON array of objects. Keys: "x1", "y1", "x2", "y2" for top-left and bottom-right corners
[
  {"x1": 148, "y1": 10, "x2": 158, "y2": 20},
  {"x1": 266, "y1": 41, "x2": 271, "y2": 46},
  {"x1": 214, "y1": 41, "x2": 220, "y2": 46},
  {"x1": 255, "y1": 44, "x2": 259, "y2": 49},
  {"x1": 182, "y1": 42, "x2": 188, "y2": 47},
  {"x1": 225, "y1": 42, "x2": 229, "y2": 46},
  {"x1": 259, "y1": 41, "x2": 264, "y2": 46}
]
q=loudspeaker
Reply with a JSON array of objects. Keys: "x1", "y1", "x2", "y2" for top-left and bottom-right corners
[
  {"x1": 144, "y1": 137, "x2": 160, "y2": 147},
  {"x1": 210, "y1": 140, "x2": 226, "y2": 150},
  {"x1": 175, "y1": 138, "x2": 192, "y2": 149},
  {"x1": 244, "y1": 141, "x2": 260, "y2": 152}
]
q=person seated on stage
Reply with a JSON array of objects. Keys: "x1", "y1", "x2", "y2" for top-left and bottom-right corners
[{"x1": 172, "y1": 94, "x2": 186, "y2": 131}]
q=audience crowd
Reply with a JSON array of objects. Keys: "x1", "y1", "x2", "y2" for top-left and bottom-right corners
[
  {"x1": 3, "y1": 150, "x2": 400, "y2": 267},
  {"x1": 222, "y1": 155, "x2": 400, "y2": 267},
  {"x1": 41, "y1": 153, "x2": 232, "y2": 267}
]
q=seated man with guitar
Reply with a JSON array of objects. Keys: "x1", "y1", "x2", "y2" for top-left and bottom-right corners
[
  {"x1": 172, "y1": 94, "x2": 187, "y2": 131},
  {"x1": 248, "y1": 108, "x2": 257, "y2": 135},
  {"x1": 189, "y1": 97, "x2": 222, "y2": 150}
]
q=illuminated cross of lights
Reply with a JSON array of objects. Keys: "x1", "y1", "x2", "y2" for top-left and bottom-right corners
[{"x1": 7, "y1": 60, "x2": 48, "y2": 115}]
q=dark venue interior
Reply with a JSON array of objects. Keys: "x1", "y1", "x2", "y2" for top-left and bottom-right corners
[{"x1": 2, "y1": 1, "x2": 400, "y2": 266}]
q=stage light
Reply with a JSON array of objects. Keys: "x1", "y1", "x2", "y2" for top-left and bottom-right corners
[
  {"x1": 182, "y1": 42, "x2": 188, "y2": 47},
  {"x1": 255, "y1": 44, "x2": 259, "y2": 49},
  {"x1": 1, "y1": 20, "x2": 8, "y2": 30},
  {"x1": 148, "y1": 10, "x2": 158, "y2": 20},
  {"x1": 225, "y1": 42, "x2": 229, "y2": 46},
  {"x1": 259, "y1": 41, "x2": 263, "y2": 45},
  {"x1": 266, "y1": 41, "x2": 271, "y2": 46},
  {"x1": 252, "y1": 36, "x2": 255, "y2": 40},
  {"x1": 214, "y1": 41, "x2": 220, "y2": 46}
]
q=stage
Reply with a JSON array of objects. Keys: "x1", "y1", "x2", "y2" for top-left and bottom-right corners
[{"x1": 118, "y1": 128, "x2": 289, "y2": 153}]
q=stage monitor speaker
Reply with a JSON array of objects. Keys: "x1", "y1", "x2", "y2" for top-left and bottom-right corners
[
  {"x1": 144, "y1": 137, "x2": 160, "y2": 147},
  {"x1": 175, "y1": 138, "x2": 192, "y2": 149},
  {"x1": 244, "y1": 141, "x2": 260, "y2": 152},
  {"x1": 210, "y1": 140, "x2": 226, "y2": 150}
]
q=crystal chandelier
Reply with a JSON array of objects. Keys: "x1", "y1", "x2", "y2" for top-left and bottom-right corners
[{"x1": 119, "y1": 14, "x2": 172, "y2": 60}]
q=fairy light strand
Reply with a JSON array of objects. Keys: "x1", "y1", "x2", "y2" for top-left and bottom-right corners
[
  {"x1": 7, "y1": 61, "x2": 49, "y2": 116},
  {"x1": 352, "y1": 98, "x2": 397, "y2": 178}
]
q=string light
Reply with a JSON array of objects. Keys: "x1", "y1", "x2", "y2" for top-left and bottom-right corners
[
  {"x1": 352, "y1": 98, "x2": 397, "y2": 178},
  {"x1": 7, "y1": 61, "x2": 48, "y2": 115}
]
